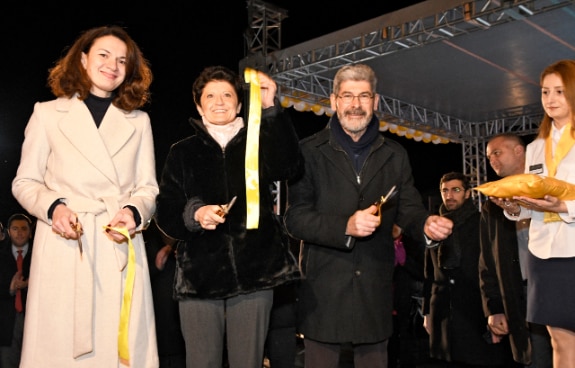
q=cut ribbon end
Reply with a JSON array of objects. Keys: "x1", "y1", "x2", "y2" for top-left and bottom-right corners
[{"x1": 103, "y1": 225, "x2": 134, "y2": 366}]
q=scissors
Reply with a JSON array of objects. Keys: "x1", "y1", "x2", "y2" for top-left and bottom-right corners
[
  {"x1": 374, "y1": 185, "x2": 398, "y2": 224},
  {"x1": 216, "y1": 196, "x2": 237, "y2": 218},
  {"x1": 71, "y1": 215, "x2": 83, "y2": 257}
]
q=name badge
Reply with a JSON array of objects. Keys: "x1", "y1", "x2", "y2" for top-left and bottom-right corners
[{"x1": 529, "y1": 164, "x2": 543, "y2": 174}]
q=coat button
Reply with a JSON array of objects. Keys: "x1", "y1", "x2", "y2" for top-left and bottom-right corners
[
  {"x1": 449, "y1": 278, "x2": 455, "y2": 284},
  {"x1": 355, "y1": 270, "x2": 361, "y2": 276}
]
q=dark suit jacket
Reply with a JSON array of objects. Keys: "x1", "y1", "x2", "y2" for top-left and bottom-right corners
[
  {"x1": 479, "y1": 200, "x2": 531, "y2": 365},
  {"x1": 0, "y1": 243, "x2": 32, "y2": 346}
]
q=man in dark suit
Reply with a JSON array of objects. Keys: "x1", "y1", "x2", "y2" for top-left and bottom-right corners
[
  {"x1": 480, "y1": 133, "x2": 552, "y2": 367},
  {"x1": 284, "y1": 63, "x2": 453, "y2": 368},
  {"x1": 0, "y1": 213, "x2": 33, "y2": 368}
]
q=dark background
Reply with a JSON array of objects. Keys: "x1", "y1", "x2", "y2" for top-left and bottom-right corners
[{"x1": 0, "y1": 0, "x2": 463, "y2": 223}]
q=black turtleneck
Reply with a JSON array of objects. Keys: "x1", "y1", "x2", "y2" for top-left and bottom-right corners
[{"x1": 84, "y1": 93, "x2": 113, "y2": 128}]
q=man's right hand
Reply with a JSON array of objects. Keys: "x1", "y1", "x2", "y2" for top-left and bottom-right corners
[
  {"x1": 488, "y1": 313, "x2": 509, "y2": 336},
  {"x1": 345, "y1": 206, "x2": 380, "y2": 238},
  {"x1": 423, "y1": 215, "x2": 453, "y2": 241}
]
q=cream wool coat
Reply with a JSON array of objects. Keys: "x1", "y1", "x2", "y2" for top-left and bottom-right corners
[{"x1": 12, "y1": 96, "x2": 159, "y2": 367}]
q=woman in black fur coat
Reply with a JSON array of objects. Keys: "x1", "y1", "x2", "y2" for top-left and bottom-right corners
[{"x1": 155, "y1": 66, "x2": 302, "y2": 368}]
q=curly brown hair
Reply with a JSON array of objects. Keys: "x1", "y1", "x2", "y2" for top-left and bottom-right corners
[{"x1": 47, "y1": 25, "x2": 152, "y2": 111}]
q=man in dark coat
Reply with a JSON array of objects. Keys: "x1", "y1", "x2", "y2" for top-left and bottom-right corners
[
  {"x1": 423, "y1": 172, "x2": 514, "y2": 367},
  {"x1": 284, "y1": 63, "x2": 453, "y2": 368},
  {"x1": 480, "y1": 133, "x2": 552, "y2": 367},
  {"x1": 0, "y1": 213, "x2": 33, "y2": 368}
]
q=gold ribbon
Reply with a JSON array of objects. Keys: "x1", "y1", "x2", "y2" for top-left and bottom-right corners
[
  {"x1": 103, "y1": 226, "x2": 135, "y2": 366},
  {"x1": 544, "y1": 125, "x2": 575, "y2": 222},
  {"x1": 244, "y1": 67, "x2": 261, "y2": 229}
]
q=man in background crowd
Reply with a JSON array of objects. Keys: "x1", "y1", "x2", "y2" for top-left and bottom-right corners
[
  {"x1": 480, "y1": 133, "x2": 552, "y2": 367},
  {"x1": 423, "y1": 172, "x2": 515, "y2": 367},
  {"x1": 0, "y1": 213, "x2": 33, "y2": 368}
]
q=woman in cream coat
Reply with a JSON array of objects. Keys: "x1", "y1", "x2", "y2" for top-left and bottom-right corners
[{"x1": 12, "y1": 26, "x2": 159, "y2": 367}]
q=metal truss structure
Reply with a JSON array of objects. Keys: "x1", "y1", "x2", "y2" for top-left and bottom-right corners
[
  {"x1": 242, "y1": 0, "x2": 575, "y2": 210},
  {"x1": 244, "y1": 0, "x2": 288, "y2": 57}
]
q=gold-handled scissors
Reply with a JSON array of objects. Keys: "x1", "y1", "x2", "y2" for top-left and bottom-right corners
[
  {"x1": 71, "y1": 216, "x2": 83, "y2": 257},
  {"x1": 216, "y1": 196, "x2": 237, "y2": 218},
  {"x1": 374, "y1": 185, "x2": 398, "y2": 224}
]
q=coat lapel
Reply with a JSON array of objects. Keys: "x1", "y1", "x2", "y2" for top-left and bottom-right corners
[
  {"x1": 98, "y1": 106, "x2": 136, "y2": 157},
  {"x1": 56, "y1": 97, "x2": 134, "y2": 186},
  {"x1": 321, "y1": 132, "x2": 358, "y2": 186},
  {"x1": 360, "y1": 137, "x2": 389, "y2": 188}
]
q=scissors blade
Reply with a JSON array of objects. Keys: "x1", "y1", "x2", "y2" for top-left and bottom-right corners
[
  {"x1": 225, "y1": 196, "x2": 237, "y2": 213},
  {"x1": 218, "y1": 196, "x2": 238, "y2": 217},
  {"x1": 383, "y1": 185, "x2": 397, "y2": 202},
  {"x1": 374, "y1": 185, "x2": 398, "y2": 227},
  {"x1": 77, "y1": 234, "x2": 83, "y2": 257},
  {"x1": 72, "y1": 217, "x2": 83, "y2": 256}
]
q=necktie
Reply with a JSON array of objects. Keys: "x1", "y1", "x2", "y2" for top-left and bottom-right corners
[{"x1": 15, "y1": 250, "x2": 23, "y2": 312}]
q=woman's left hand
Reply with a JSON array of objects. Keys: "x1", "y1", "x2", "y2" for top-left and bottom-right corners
[
  {"x1": 257, "y1": 71, "x2": 277, "y2": 109},
  {"x1": 106, "y1": 207, "x2": 137, "y2": 241},
  {"x1": 514, "y1": 194, "x2": 567, "y2": 213}
]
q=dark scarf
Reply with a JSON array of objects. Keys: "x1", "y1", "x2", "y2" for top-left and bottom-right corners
[
  {"x1": 330, "y1": 114, "x2": 380, "y2": 173},
  {"x1": 437, "y1": 198, "x2": 477, "y2": 269}
]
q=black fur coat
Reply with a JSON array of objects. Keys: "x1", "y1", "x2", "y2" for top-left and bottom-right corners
[{"x1": 155, "y1": 104, "x2": 303, "y2": 299}]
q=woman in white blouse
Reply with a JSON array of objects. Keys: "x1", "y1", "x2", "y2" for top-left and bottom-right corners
[{"x1": 501, "y1": 59, "x2": 575, "y2": 368}]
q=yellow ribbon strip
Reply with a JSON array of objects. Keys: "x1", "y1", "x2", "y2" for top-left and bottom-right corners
[
  {"x1": 103, "y1": 226, "x2": 135, "y2": 366},
  {"x1": 544, "y1": 126, "x2": 575, "y2": 222},
  {"x1": 244, "y1": 67, "x2": 261, "y2": 229}
]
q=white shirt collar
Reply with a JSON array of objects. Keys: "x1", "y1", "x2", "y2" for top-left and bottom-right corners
[{"x1": 12, "y1": 243, "x2": 29, "y2": 259}]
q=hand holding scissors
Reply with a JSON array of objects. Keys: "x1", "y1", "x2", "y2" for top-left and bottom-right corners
[
  {"x1": 216, "y1": 196, "x2": 237, "y2": 218},
  {"x1": 374, "y1": 185, "x2": 398, "y2": 226},
  {"x1": 196, "y1": 196, "x2": 238, "y2": 230}
]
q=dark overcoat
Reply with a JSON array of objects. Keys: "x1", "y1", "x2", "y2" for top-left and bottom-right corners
[
  {"x1": 155, "y1": 104, "x2": 302, "y2": 299},
  {"x1": 423, "y1": 200, "x2": 508, "y2": 365},
  {"x1": 0, "y1": 244, "x2": 32, "y2": 346},
  {"x1": 479, "y1": 200, "x2": 531, "y2": 364},
  {"x1": 284, "y1": 120, "x2": 430, "y2": 344}
]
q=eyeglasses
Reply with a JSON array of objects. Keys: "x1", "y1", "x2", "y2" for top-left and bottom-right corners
[
  {"x1": 440, "y1": 187, "x2": 464, "y2": 195},
  {"x1": 336, "y1": 93, "x2": 374, "y2": 104}
]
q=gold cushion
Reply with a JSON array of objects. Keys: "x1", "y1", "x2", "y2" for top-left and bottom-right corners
[{"x1": 474, "y1": 173, "x2": 575, "y2": 200}]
